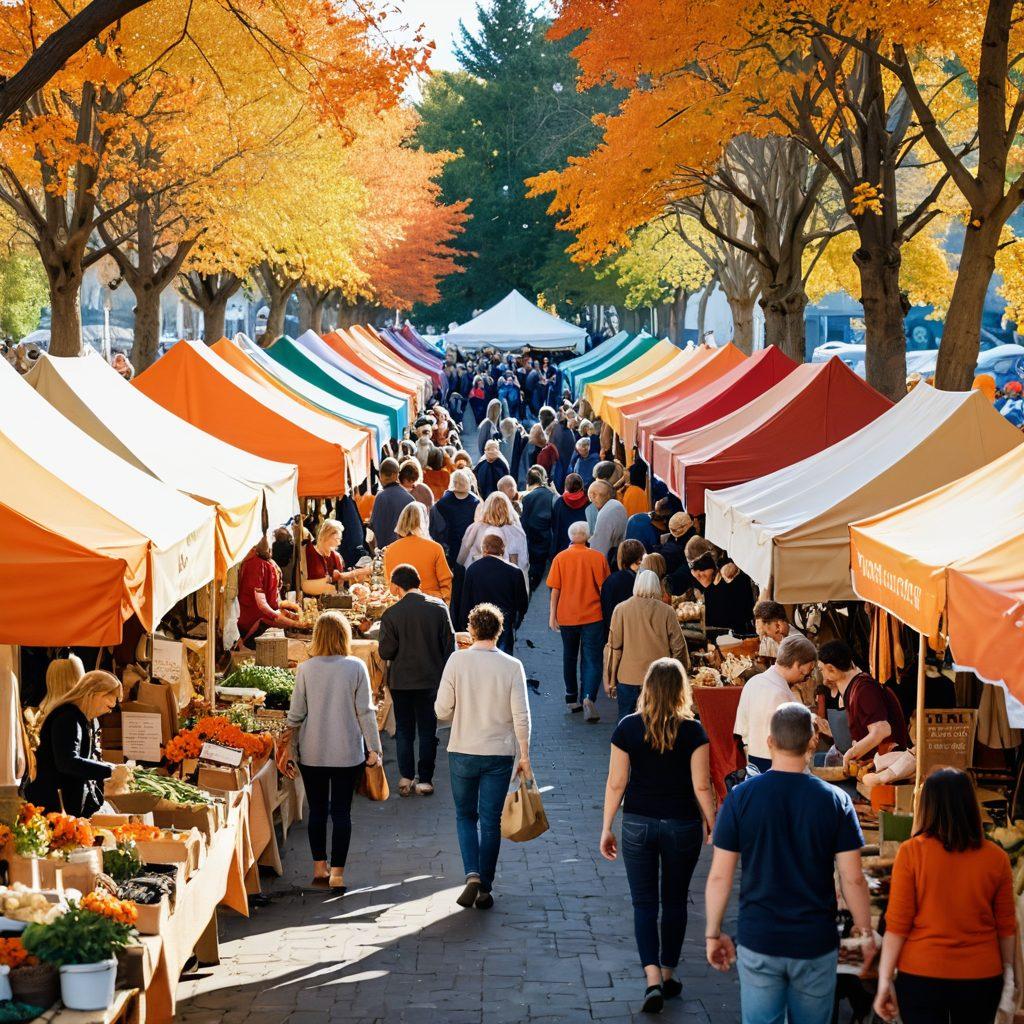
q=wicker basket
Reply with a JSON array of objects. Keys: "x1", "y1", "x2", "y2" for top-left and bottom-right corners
[
  {"x1": 255, "y1": 633, "x2": 289, "y2": 668},
  {"x1": 9, "y1": 962, "x2": 58, "y2": 1010}
]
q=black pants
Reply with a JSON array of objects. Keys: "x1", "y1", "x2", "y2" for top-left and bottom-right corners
[
  {"x1": 297, "y1": 763, "x2": 363, "y2": 867},
  {"x1": 392, "y1": 689, "x2": 438, "y2": 783},
  {"x1": 894, "y1": 972, "x2": 1002, "y2": 1024}
]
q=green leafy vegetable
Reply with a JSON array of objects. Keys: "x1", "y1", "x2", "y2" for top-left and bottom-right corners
[{"x1": 222, "y1": 663, "x2": 295, "y2": 710}]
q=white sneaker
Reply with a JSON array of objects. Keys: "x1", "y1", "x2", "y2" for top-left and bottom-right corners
[
  {"x1": 566, "y1": 702, "x2": 583, "y2": 714},
  {"x1": 583, "y1": 698, "x2": 600, "y2": 723}
]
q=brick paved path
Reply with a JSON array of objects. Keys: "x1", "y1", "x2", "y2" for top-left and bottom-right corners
[{"x1": 176, "y1": 589, "x2": 743, "y2": 1024}]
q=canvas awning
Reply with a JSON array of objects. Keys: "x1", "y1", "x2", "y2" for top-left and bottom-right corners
[
  {"x1": 661, "y1": 358, "x2": 892, "y2": 515},
  {"x1": 583, "y1": 340, "x2": 680, "y2": 417},
  {"x1": 560, "y1": 331, "x2": 629, "y2": 391},
  {"x1": 134, "y1": 340, "x2": 368, "y2": 496},
  {"x1": 0, "y1": 360, "x2": 216, "y2": 642},
  {"x1": 318, "y1": 329, "x2": 426, "y2": 407},
  {"x1": 25, "y1": 354, "x2": 299, "y2": 577},
  {"x1": 349, "y1": 325, "x2": 433, "y2": 406},
  {"x1": 643, "y1": 347, "x2": 797, "y2": 462},
  {"x1": 376, "y1": 326, "x2": 445, "y2": 390},
  {"x1": 850, "y1": 442, "x2": 1024, "y2": 643},
  {"x1": 444, "y1": 289, "x2": 588, "y2": 353},
  {"x1": 706, "y1": 385, "x2": 1023, "y2": 603},
  {"x1": 570, "y1": 332, "x2": 658, "y2": 399},
  {"x1": 400, "y1": 322, "x2": 445, "y2": 360},
  {"x1": 616, "y1": 345, "x2": 748, "y2": 451}
]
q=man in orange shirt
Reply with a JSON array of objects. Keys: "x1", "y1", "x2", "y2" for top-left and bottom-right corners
[{"x1": 547, "y1": 519, "x2": 611, "y2": 721}]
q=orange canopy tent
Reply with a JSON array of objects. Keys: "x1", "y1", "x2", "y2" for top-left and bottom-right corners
[
  {"x1": 0, "y1": 361, "x2": 217, "y2": 644},
  {"x1": 616, "y1": 345, "x2": 748, "y2": 452},
  {"x1": 349, "y1": 325, "x2": 432, "y2": 407},
  {"x1": 134, "y1": 340, "x2": 368, "y2": 497},
  {"x1": 642, "y1": 347, "x2": 798, "y2": 463},
  {"x1": 661, "y1": 358, "x2": 892, "y2": 514},
  {"x1": 322, "y1": 329, "x2": 426, "y2": 410},
  {"x1": 585, "y1": 344, "x2": 694, "y2": 423}
]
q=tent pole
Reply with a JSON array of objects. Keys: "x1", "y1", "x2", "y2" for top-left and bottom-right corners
[
  {"x1": 914, "y1": 632, "x2": 927, "y2": 796},
  {"x1": 205, "y1": 580, "x2": 217, "y2": 706}
]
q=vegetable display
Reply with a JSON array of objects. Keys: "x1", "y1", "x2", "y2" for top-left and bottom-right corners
[
  {"x1": 0, "y1": 887, "x2": 62, "y2": 926},
  {"x1": 129, "y1": 767, "x2": 211, "y2": 806},
  {"x1": 163, "y1": 715, "x2": 273, "y2": 765},
  {"x1": 221, "y1": 663, "x2": 295, "y2": 710},
  {"x1": 102, "y1": 845, "x2": 142, "y2": 884}
]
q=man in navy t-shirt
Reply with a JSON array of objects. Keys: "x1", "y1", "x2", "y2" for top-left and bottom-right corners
[{"x1": 704, "y1": 702, "x2": 873, "y2": 1024}]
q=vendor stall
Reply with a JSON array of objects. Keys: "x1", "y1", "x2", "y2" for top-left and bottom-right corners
[
  {"x1": 584, "y1": 343, "x2": 692, "y2": 422},
  {"x1": 443, "y1": 289, "x2": 588, "y2": 354},
  {"x1": 322, "y1": 328, "x2": 429, "y2": 409},
  {"x1": 569, "y1": 332, "x2": 658, "y2": 400},
  {"x1": 559, "y1": 330, "x2": 630, "y2": 395}
]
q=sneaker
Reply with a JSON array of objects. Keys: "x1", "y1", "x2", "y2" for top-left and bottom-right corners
[
  {"x1": 662, "y1": 978, "x2": 682, "y2": 999},
  {"x1": 583, "y1": 698, "x2": 600, "y2": 722},
  {"x1": 642, "y1": 985, "x2": 664, "y2": 1014},
  {"x1": 398, "y1": 778, "x2": 415, "y2": 797},
  {"x1": 566, "y1": 702, "x2": 583, "y2": 714}
]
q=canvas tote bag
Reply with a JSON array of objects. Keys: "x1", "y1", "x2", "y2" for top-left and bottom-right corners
[{"x1": 500, "y1": 776, "x2": 549, "y2": 842}]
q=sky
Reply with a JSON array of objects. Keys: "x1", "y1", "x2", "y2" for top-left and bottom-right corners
[{"x1": 400, "y1": 0, "x2": 480, "y2": 76}]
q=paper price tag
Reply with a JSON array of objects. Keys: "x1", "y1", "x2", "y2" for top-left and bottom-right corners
[
  {"x1": 152, "y1": 637, "x2": 183, "y2": 684},
  {"x1": 121, "y1": 711, "x2": 163, "y2": 762},
  {"x1": 199, "y1": 741, "x2": 244, "y2": 767}
]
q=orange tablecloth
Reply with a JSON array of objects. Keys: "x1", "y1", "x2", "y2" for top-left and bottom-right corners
[{"x1": 693, "y1": 686, "x2": 745, "y2": 800}]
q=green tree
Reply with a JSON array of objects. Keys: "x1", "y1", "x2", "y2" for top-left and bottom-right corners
[
  {"x1": 0, "y1": 250, "x2": 47, "y2": 342},
  {"x1": 413, "y1": 0, "x2": 618, "y2": 326}
]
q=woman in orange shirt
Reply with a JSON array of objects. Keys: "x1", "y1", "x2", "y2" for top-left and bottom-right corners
[
  {"x1": 874, "y1": 767, "x2": 1017, "y2": 1024},
  {"x1": 383, "y1": 502, "x2": 453, "y2": 604},
  {"x1": 423, "y1": 447, "x2": 451, "y2": 502}
]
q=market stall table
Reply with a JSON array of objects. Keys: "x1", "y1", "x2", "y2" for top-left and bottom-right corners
[{"x1": 40, "y1": 988, "x2": 141, "y2": 1024}]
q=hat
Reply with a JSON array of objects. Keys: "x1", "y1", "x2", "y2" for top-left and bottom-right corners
[
  {"x1": 685, "y1": 535, "x2": 718, "y2": 572},
  {"x1": 668, "y1": 512, "x2": 693, "y2": 537}
]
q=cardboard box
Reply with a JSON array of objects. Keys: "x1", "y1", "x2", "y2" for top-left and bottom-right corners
[
  {"x1": 90, "y1": 812, "x2": 156, "y2": 829},
  {"x1": 134, "y1": 831, "x2": 203, "y2": 878},
  {"x1": 8, "y1": 849, "x2": 103, "y2": 894},
  {"x1": 198, "y1": 764, "x2": 249, "y2": 793},
  {"x1": 130, "y1": 895, "x2": 169, "y2": 936},
  {"x1": 106, "y1": 792, "x2": 221, "y2": 844}
]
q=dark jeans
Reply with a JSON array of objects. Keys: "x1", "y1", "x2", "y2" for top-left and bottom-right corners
[
  {"x1": 392, "y1": 689, "x2": 438, "y2": 783},
  {"x1": 497, "y1": 627, "x2": 515, "y2": 657},
  {"x1": 894, "y1": 973, "x2": 1003, "y2": 1024},
  {"x1": 560, "y1": 620, "x2": 605, "y2": 703},
  {"x1": 620, "y1": 813, "x2": 703, "y2": 969},
  {"x1": 448, "y1": 752, "x2": 515, "y2": 891},
  {"x1": 616, "y1": 683, "x2": 641, "y2": 721},
  {"x1": 528, "y1": 555, "x2": 548, "y2": 593},
  {"x1": 297, "y1": 762, "x2": 364, "y2": 867}
]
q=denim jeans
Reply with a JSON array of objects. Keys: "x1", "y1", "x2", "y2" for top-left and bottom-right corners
[
  {"x1": 560, "y1": 620, "x2": 605, "y2": 703},
  {"x1": 620, "y1": 814, "x2": 703, "y2": 969},
  {"x1": 616, "y1": 683, "x2": 641, "y2": 721},
  {"x1": 448, "y1": 752, "x2": 515, "y2": 891},
  {"x1": 392, "y1": 689, "x2": 438, "y2": 783},
  {"x1": 297, "y1": 763, "x2": 364, "y2": 868},
  {"x1": 737, "y1": 945, "x2": 838, "y2": 1024}
]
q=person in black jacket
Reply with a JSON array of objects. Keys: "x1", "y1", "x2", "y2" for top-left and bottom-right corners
[
  {"x1": 520, "y1": 467, "x2": 556, "y2": 591},
  {"x1": 430, "y1": 469, "x2": 481, "y2": 615},
  {"x1": 378, "y1": 564, "x2": 456, "y2": 797},
  {"x1": 550, "y1": 473, "x2": 590, "y2": 555},
  {"x1": 27, "y1": 670, "x2": 121, "y2": 817},
  {"x1": 457, "y1": 533, "x2": 530, "y2": 656},
  {"x1": 601, "y1": 539, "x2": 646, "y2": 632}
]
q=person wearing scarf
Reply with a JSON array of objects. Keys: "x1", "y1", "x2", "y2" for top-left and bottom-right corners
[
  {"x1": 550, "y1": 473, "x2": 591, "y2": 556},
  {"x1": 473, "y1": 439, "x2": 511, "y2": 499}
]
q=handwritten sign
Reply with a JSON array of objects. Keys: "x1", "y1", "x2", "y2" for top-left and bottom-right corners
[
  {"x1": 199, "y1": 741, "x2": 244, "y2": 767},
  {"x1": 121, "y1": 711, "x2": 163, "y2": 762},
  {"x1": 920, "y1": 709, "x2": 976, "y2": 776},
  {"x1": 151, "y1": 637, "x2": 183, "y2": 685}
]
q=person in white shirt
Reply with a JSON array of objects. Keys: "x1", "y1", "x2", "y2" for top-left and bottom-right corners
[
  {"x1": 587, "y1": 480, "x2": 627, "y2": 563},
  {"x1": 435, "y1": 602, "x2": 531, "y2": 911},
  {"x1": 733, "y1": 634, "x2": 818, "y2": 773},
  {"x1": 458, "y1": 491, "x2": 530, "y2": 581}
]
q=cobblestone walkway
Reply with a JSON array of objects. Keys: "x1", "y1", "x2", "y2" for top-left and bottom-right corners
[{"x1": 176, "y1": 592, "x2": 743, "y2": 1024}]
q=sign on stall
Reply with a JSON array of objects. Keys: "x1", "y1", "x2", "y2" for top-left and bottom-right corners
[
  {"x1": 121, "y1": 710, "x2": 164, "y2": 762},
  {"x1": 152, "y1": 636, "x2": 184, "y2": 685},
  {"x1": 919, "y1": 709, "x2": 976, "y2": 777}
]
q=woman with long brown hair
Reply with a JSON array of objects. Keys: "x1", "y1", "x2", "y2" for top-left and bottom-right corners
[
  {"x1": 873, "y1": 767, "x2": 1017, "y2": 1024},
  {"x1": 600, "y1": 658, "x2": 716, "y2": 1014}
]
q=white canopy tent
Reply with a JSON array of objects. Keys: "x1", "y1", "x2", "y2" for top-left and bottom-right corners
[{"x1": 444, "y1": 289, "x2": 588, "y2": 353}]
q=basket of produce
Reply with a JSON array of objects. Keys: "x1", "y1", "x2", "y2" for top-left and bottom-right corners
[
  {"x1": 220, "y1": 663, "x2": 295, "y2": 711},
  {"x1": 674, "y1": 600, "x2": 703, "y2": 623}
]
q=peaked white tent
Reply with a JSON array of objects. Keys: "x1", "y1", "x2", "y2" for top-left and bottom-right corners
[{"x1": 444, "y1": 289, "x2": 588, "y2": 353}]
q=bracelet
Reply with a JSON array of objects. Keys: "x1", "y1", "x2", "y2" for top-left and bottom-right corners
[{"x1": 705, "y1": 934, "x2": 720, "y2": 940}]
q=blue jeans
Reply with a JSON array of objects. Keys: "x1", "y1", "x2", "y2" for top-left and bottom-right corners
[
  {"x1": 737, "y1": 946, "x2": 838, "y2": 1024},
  {"x1": 560, "y1": 620, "x2": 604, "y2": 703},
  {"x1": 448, "y1": 752, "x2": 515, "y2": 891},
  {"x1": 620, "y1": 814, "x2": 703, "y2": 969},
  {"x1": 616, "y1": 683, "x2": 641, "y2": 721}
]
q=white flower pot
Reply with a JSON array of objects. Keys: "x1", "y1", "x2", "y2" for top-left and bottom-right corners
[
  {"x1": 58, "y1": 959, "x2": 117, "y2": 1011},
  {"x1": 0, "y1": 964, "x2": 11, "y2": 1001}
]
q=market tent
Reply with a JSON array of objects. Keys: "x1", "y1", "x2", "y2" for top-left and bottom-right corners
[
  {"x1": 644, "y1": 346, "x2": 797, "y2": 463},
  {"x1": 376, "y1": 326, "x2": 445, "y2": 391},
  {"x1": 662, "y1": 357, "x2": 892, "y2": 515},
  {"x1": 320, "y1": 329, "x2": 427, "y2": 408},
  {"x1": 25, "y1": 354, "x2": 299, "y2": 576},
  {"x1": 261, "y1": 334, "x2": 406, "y2": 440},
  {"x1": 444, "y1": 289, "x2": 588, "y2": 353},
  {"x1": 401, "y1": 322, "x2": 445, "y2": 358},
  {"x1": 210, "y1": 337, "x2": 388, "y2": 457},
  {"x1": 570, "y1": 331, "x2": 660, "y2": 399},
  {"x1": 706, "y1": 385, "x2": 1022, "y2": 603},
  {"x1": 584, "y1": 341, "x2": 688, "y2": 420},
  {"x1": 850, "y1": 442, "x2": 1024, "y2": 643},
  {"x1": 134, "y1": 339, "x2": 367, "y2": 496},
  {"x1": 349, "y1": 325, "x2": 433, "y2": 405},
  {"x1": 617, "y1": 345, "x2": 748, "y2": 451},
  {"x1": 0, "y1": 360, "x2": 216, "y2": 641},
  {"x1": 560, "y1": 331, "x2": 629, "y2": 392}
]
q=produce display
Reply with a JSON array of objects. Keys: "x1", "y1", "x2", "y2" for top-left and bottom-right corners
[
  {"x1": 220, "y1": 663, "x2": 295, "y2": 710},
  {"x1": 674, "y1": 599, "x2": 703, "y2": 623},
  {"x1": 102, "y1": 845, "x2": 143, "y2": 884},
  {"x1": 163, "y1": 715, "x2": 274, "y2": 764},
  {"x1": 116, "y1": 874, "x2": 175, "y2": 907},
  {"x1": 0, "y1": 887, "x2": 63, "y2": 926},
  {"x1": 127, "y1": 767, "x2": 211, "y2": 807},
  {"x1": 0, "y1": 806, "x2": 96, "y2": 860}
]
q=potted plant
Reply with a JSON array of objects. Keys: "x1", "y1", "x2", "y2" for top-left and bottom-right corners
[{"x1": 21, "y1": 895, "x2": 136, "y2": 1011}]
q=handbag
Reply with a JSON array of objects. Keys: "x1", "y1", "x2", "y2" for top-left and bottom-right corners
[
  {"x1": 500, "y1": 776, "x2": 549, "y2": 842},
  {"x1": 357, "y1": 761, "x2": 390, "y2": 801}
]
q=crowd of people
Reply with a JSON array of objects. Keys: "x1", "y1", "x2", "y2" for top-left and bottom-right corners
[{"x1": 227, "y1": 342, "x2": 1020, "y2": 1024}]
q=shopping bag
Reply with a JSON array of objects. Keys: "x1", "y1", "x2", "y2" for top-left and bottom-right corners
[
  {"x1": 500, "y1": 776, "x2": 549, "y2": 842},
  {"x1": 357, "y1": 762, "x2": 390, "y2": 801}
]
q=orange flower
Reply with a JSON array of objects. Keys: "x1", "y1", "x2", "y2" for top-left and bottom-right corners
[
  {"x1": 0, "y1": 825, "x2": 12, "y2": 849},
  {"x1": 0, "y1": 938, "x2": 37, "y2": 969},
  {"x1": 164, "y1": 716, "x2": 273, "y2": 765},
  {"x1": 112, "y1": 822, "x2": 161, "y2": 844},
  {"x1": 17, "y1": 804, "x2": 42, "y2": 826},
  {"x1": 81, "y1": 891, "x2": 137, "y2": 926},
  {"x1": 45, "y1": 813, "x2": 95, "y2": 851}
]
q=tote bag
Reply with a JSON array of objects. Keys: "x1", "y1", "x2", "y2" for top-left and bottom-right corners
[{"x1": 500, "y1": 776, "x2": 549, "y2": 842}]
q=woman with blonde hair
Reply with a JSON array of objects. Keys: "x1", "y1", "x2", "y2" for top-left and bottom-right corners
[
  {"x1": 639, "y1": 552, "x2": 672, "y2": 603},
  {"x1": 605, "y1": 570, "x2": 690, "y2": 721},
  {"x1": 458, "y1": 491, "x2": 529, "y2": 577},
  {"x1": 27, "y1": 670, "x2": 122, "y2": 816},
  {"x1": 303, "y1": 519, "x2": 369, "y2": 595},
  {"x1": 600, "y1": 658, "x2": 715, "y2": 1014},
  {"x1": 39, "y1": 654, "x2": 85, "y2": 716},
  {"x1": 383, "y1": 501, "x2": 453, "y2": 603},
  {"x1": 286, "y1": 611, "x2": 382, "y2": 890}
]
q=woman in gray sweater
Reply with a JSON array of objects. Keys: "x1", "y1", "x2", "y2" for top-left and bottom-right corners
[{"x1": 287, "y1": 611, "x2": 382, "y2": 891}]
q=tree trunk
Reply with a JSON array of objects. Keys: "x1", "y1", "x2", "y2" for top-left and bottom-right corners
[
  {"x1": 697, "y1": 277, "x2": 717, "y2": 341},
  {"x1": 263, "y1": 295, "x2": 288, "y2": 346},
  {"x1": 202, "y1": 294, "x2": 229, "y2": 344},
  {"x1": 667, "y1": 287, "x2": 689, "y2": 345},
  {"x1": 46, "y1": 270, "x2": 84, "y2": 356},
  {"x1": 130, "y1": 285, "x2": 162, "y2": 371},
  {"x1": 298, "y1": 286, "x2": 328, "y2": 335},
  {"x1": 726, "y1": 293, "x2": 756, "y2": 354},
  {"x1": 854, "y1": 243, "x2": 908, "y2": 402},
  {"x1": 760, "y1": 288, "x2": 807, "y2": 363},
  {"x1": 934, "y1": 222, "x2": 1002, "y2": 391}
]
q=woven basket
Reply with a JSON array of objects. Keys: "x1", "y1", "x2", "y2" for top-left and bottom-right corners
[
  {"x1": 255, "y1": 633, "x2": 289, "y2": 668},
  {"x1": 9, "y1": 963, "x2": 58, "y2": 1010}
]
